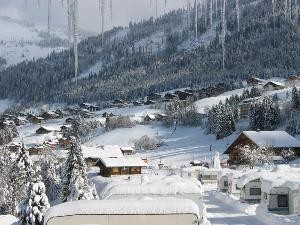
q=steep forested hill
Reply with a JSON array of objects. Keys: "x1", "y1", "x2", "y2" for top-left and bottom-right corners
[{"x1": 1, "y1": 0, "x2": 300, "y2": 103}]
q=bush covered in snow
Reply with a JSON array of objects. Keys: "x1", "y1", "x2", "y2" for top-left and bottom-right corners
[
  {"x1": 105, "y1": 116, "x2": 135, "y2": 130},
  {"x1": 134, "y1": 135, "x2": 162, "y2": 150},
  {"x1": 238, "y1": 145, "x2": 274, "y2": 168}
]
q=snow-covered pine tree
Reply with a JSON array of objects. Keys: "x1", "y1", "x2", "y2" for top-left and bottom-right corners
[
  {"x1": 291, "y1": 86, "x2": 300, "y2": 110},
  {"x1": 40, "y1": 150, "x2": 62, "y2": 203},
  {"x1": 9, "y1": 144, "x2": 35, "y2": 217},
  {"x1": 0, "y1": 147, "x2": 13, "y2": 214},
  {"x1": 286, "y1": 110, "x2": 300, "y2": 136},
  {"x1": 61, "y1": 137, "x2": 98, "y2": 202},
  {"x1": 19, "y1": 176, "x2": 50, "y2": 225}
]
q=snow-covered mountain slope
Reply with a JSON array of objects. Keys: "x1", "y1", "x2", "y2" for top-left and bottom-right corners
[{"x1": 0, "y1": 16, "x2": 66, "y2": 68}]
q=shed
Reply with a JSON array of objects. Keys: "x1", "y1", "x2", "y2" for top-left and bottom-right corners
[
  {"x1": 224, "y1": 131, "x2": 300, "y2": 164},
  {"x1": 31, "y1": 116, "x2": 44, "y2": 124}
]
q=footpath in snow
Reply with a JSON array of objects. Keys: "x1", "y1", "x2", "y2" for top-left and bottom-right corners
[{"x1": 203, "y1": 191, "x2": 267, "y2": 225}]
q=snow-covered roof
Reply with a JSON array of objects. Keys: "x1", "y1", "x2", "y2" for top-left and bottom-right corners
[
  {"x1": 264, "y1": 81, "x2": 285, "y2": 87},
  {"x1": 44, "y1": 197, "x2": 199, "y2": 223},
  {"x1": 82, "y1": 145, "x2": 124, "y2": 159},
  {"x1": 242, "y1": 131, "x2": 300, "y2": 148},
  {"x1": 98, "y1": 157, "x2": 147, "y2": 168},
  {"x1": 261, "y1": 165, "x2": 300, "y2": 193},
  {"x1": 99, "y1": 175, "x2": 203, "y2": 199},
  {"x1": 120, "y1": 146, "x2": 134, "y2": 151},
  {"x1": 236, "y1": 170, "x2": 264, "y2": 188}
]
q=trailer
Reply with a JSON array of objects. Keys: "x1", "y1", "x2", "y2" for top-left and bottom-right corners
[{"x1": 44, "y1": 198, "x2": 201, "y2": 225}]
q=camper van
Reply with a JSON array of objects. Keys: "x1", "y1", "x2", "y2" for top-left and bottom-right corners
[
  {"x1": 218, "y1": 175, "x2": 229, "y2": 192},
  {"x1": 44, "y1": 198, "x2": 202, "y2": 225},
  {"x1": 199, "y1": 169, "x2": 221, "y2": 184},
  {"x1": 238, "y1": 178, "x2": 262, "y2": 203}
]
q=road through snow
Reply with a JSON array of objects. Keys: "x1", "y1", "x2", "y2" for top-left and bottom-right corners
[{"x1": 203, "y1": 191, "x2": 268, "y2": 225}]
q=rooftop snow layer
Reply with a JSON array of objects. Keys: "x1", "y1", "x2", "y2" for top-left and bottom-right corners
[
  {"x1": 82, "y1": 145, "x2": 124, "y2": 159},
  {"x1": 243, "y1": 131, "x2": 300, "y2": 148},
  {"x1": 98, "y1": 157, "x2": 148, "y2": 168},
  {"x1": 99, "y1": 175, "x2": 203, "y2": 199},
  {"x1": 261, "y1": 165, "x2": 300, "y2": 193},
  {"x1": 44, "y1": 197, "x2": 200, "y2": 222}
]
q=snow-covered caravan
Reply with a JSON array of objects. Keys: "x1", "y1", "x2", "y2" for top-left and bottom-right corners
[
  {"x1": 44, "y1": 198, "x2": 201, "y2": 225},
  {"x1": 218, "y1": 175, "x2": 229, "y2": 192},
  {"x1": 97, "y1": 175, "x2": 207, "y2": 224},
  {"x1": 261, "y1": 167, "x2": 300, "y2": 215},
  {"x1": 199, "y1": 168, "x2": 221, "y2": 184},
  {"x1": 237, "y1": 173, "x2": 262, "y2": 203}
]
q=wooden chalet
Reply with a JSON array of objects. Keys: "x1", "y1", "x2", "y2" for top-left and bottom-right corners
[
  {"x1": 59, "y1": 137, "x2": 72, "y2": 149},
  {"x1": 31, "y1": 116, "x2": 44, "y2": 124},
  {"x1": 133, "y1": 101, "x2": 143, "y2": 106},
  {"x1": 239, "y1": 97, "x2": 261, "y2": 118},
  {"x1": 144, "y1": 114, "x2": 156, "y2": 122},
  {"x1": 164, "y1": 93, "x2": 177, "y2": 100},
  {"x1": 65, "y1": 117, "x2": 74, "y2": 124},
  {"x1": 96, "y1": 157, "x2": 147, "y2": 177},
  {"x1": 8, "y1": 142, "x2": 21, "y2": 153},
  {"x1": 29, "y1": 144, "x2": 45, "y2": 155},
  {"x1": 120, "y1": 147, "x2": 134, "y2": 156},
  {"x1": 174, "y1": 90, "x2": 193, "y2": 100},
  {"x1": 247, "y1": 77, "x2": 264, "y2": 86},
  {"x1": 224, "y1": 131, "x2": 300, "y2": 165},
  {"x1": 41, "y1": 111, "x2": 61, "y2": 120},
  {"x1": 14, "y1": 117, "x2": 28, "y2": 126},
  {"x1": 114, "y1": 99, "x2": 127, "y2": 105},
  {"x1": 102, "y1": 112, "x2": 115, "y2": 118},
  {"x1": 36, "y1": 127, "x2": 52, "y2": 134},
  {"x1": 263, "y1": 81, "x2": 285, "y2": 92},
  {"x1": 144, "y1": 100, "x2": 156, "y2": 105},
  {"x1": 287, "y1": 75, "x2": 300, "y2": 86},
  {"x1": 80, "y1": 103, "x2": 100, "y2": 112},
  {"x1": 148, "y1": 93, "x2": 162, "y2": 101},
  {"x1": 155, "y1": 113, "x2": 168, "y2": 122}
]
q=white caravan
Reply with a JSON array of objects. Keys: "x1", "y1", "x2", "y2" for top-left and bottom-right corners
[
  {"x1": 261, "y1": 167, "x2": 300, "y2": 215},
  {"x1": 237, "y1": 173, "x2": 262, "y2": 203},
  {"x1": 44, "y1": 198, "x2": 201, "y2": 225}
]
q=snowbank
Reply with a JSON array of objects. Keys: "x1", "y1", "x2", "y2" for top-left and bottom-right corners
[
  {"x1": 97, "y1": 174, "x2": 203, "y2": 200},
  {"x1": 0, "y1": 215, "x2": 19, "y2": 225},
  {"x1": 213, "y1": 192, "x2": 258, "y2": 215},
  {"x1": 256, "y1": 203, "x2": 300, "y2": 225},
  {"x1": 44, "y1": 197, "x2": 200, "y2": 221}
]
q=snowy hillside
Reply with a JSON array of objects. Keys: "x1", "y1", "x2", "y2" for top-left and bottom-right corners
[{"x1": 0, "y1": 16, "x2": 66, "y2": 68}]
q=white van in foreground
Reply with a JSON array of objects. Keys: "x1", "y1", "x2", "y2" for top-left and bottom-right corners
[{"x1": 44, "y1": 197, "x2": 202, "y2": 225}]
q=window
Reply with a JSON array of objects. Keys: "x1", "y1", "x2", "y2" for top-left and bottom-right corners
[
  {"x1": 236, "y1": 184, "x2": 241, "y2": 190},
  {"x1": 224, "y1": 181, "x2": 228, "y2": 187},
  {"x1": 278, "y1": 195, "x2": 288, "y2": 208},
  {"x1": 250, "y1": 188, "x2": 261, "y2": 196}
]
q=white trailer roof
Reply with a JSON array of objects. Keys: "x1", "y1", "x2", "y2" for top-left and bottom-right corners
[
  {"x1": 99, "y1": 175, "x2": 203, "y2": 199},
  {"x1": 44, "y1": 197, "x2": 200, "y2": 223}
]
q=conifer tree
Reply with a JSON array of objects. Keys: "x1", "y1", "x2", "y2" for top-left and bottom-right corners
[
  {"x1": 19, "y1": 176, "x2": 50, "y2": 225},
  {"x1": 61, "y1": 137, "x2": 98, "y2": 202}
]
